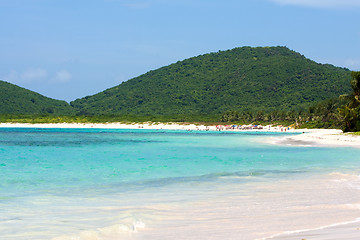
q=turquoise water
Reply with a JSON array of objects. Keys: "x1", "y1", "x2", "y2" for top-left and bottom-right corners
[{"x1": 1, "y1": 128, "x2": 360, "y2": 239}]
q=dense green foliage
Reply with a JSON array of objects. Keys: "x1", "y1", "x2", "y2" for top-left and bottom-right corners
[
  {"x1": 0, "y1": 80, "x2": 74, "y2": 115},
  {"x1": 71, "y1": 46, "x2": 351, "y2": 117},
  {"x1": 220, "y1": 97, "x2": 347, "y2": 129},
  {"x1": 339, "y1": 71, "x2": 360, "y2": 132},
  {"x1": 0, "y1": 114, "x2": 220, "y2": 124}
]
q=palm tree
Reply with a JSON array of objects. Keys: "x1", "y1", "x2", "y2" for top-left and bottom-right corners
[
  {"x1": 339, "y1": 71, "x2": 360, "y2": 132},
  {"x1": 349, "y1": 71, "x2": 360, "y2": 107}
]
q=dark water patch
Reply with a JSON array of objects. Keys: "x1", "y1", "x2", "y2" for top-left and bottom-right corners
[
  {"x1": 57, "y1": 169, "x2": 309, "y2": 196},
  {"x1": 0, "y1": 217, "x2": 22, "y2": 222},
  {"x1": 0, "y1": 138, "x2": 165, "y2": 147},
  {"x1": 277, "y1": 138, "x2": 318, "y2": 147},
  {"x1": 3, "y1": 168, "x2": 310, "y2": 198},
  {"x1": 0, "y1": 127, "x2": 171, "y2": 134}
]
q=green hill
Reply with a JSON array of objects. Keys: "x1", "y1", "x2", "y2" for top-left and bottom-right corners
[
  {"x1": 71, "y1": 46, "x2": 351, "y2": 117},
  {"x1": 0, "y1": 80, "x2": 74, "y2": 115}
]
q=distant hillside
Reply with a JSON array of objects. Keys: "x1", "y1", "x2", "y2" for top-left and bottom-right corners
[
  {"x1": 71, "y1": 46, "x2": 351, "y2": 116},
  {"x1": 0, "y1": 80, "x2": 74, "y2": 115}
]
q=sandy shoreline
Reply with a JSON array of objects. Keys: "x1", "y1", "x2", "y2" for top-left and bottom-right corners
[
  {"x1": 1, "y1": 122, "x2": 360, "y2": 148},
  {"x1": 0, "y1": 122, "x2": 283, "y2": 131},
  {"x1": 272, "y1": 128, "x2": 360, "y2": 148},
  {"x1": 264, "y1": 129, "x2": 360, "y2": 239},
  {"x1": 268, "y1": 219, "x2": 360, "y2": 240}
]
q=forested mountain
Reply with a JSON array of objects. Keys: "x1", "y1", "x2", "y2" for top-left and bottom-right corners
[
  {"x1": 0, "y1": 46, "x2": 352, "y2": 119},
  {"x1": 71, "y1": 46, "x2": 351, "y2": 116},
  {"x1": 0, "y1": 80, "x2": 74, "y2": 115}
]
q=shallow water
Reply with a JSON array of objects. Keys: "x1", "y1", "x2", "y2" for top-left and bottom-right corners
[{"x1": 1, "y1": 128, "x2": 360, "y2": 239}]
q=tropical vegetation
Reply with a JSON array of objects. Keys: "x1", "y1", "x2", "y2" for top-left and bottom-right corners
[
  {"x1": 339, "y1": 71, "x2": 360, "y2": 132},
  {"x1": 70, "y1": 46, "x2": 351, "y2": 116},
  {"x1": 0, "y1": 80, "x2": 74, "y2": 115}
]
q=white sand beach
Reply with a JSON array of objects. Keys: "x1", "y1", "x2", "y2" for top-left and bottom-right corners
[
  {"x1": 269, "y1": 219, "x2": 360, "y2": 240},
  {"x1": 0, "y1": 122, "x2": 285, "y2": 132},
  {"x1": 265, "y1": 129, "x2": 360, "y2": 239},
  {"x1": 274, "y1": 129, "x2": 360, "y2": 148}
]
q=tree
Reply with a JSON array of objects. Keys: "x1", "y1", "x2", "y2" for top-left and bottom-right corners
[
  {"x1": 349, "y1": 71, "x2": 360, "y2": 108},
  {"x1": 339, "y1": 71, "x2": 360, "y2": 132}
]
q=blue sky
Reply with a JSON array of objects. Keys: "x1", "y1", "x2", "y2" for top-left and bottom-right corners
[{"x1": 1, "y1": 0, "x2": 359, "y2": 102}]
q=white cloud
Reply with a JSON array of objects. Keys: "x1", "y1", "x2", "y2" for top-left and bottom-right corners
[
  {"x1": 345, "y1": 59, "x2": 360, "y2": 71},
  {"x1": 1, "y1": 68, "x2": 72, "y2": 84},
  {"x1": 2, "y1": 68, "x2": 48, "y2": 83},
  {"x1": 2, "y1": 70, "x2": 19, "y2": 82},
  {"x1": 52, "y1": 70, "x2": 72, "y2": 83},
  {"x1": 269, "y1": 0, "x2": 360, "y2": 8},
  {"x1": 21, "y1": 68, "x2": 47, "y2": 82}
]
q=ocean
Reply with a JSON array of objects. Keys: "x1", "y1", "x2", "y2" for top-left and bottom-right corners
[{"x1": 1, "y1": 128, "x2": 360, "y2": 240}]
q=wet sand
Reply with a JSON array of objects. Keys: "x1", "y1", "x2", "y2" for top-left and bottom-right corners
[{"x1": 269, "y1": 220, "x2": 360, "y2": 240}]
